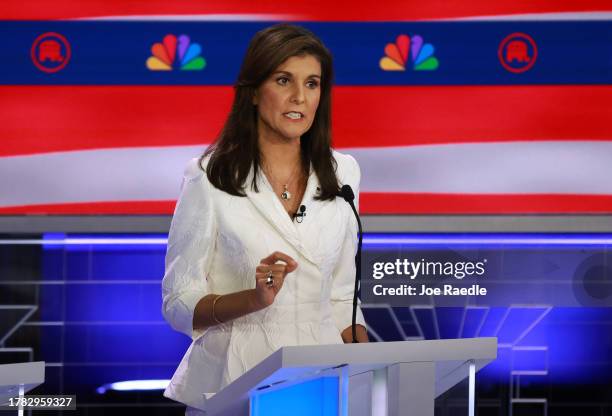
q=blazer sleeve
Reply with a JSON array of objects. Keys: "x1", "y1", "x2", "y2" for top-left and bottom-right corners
[
  {"x1": 162, "y1": 157, "x2": 217, "y2": 341},
  {"x1": 330, "y1": 154, "x2": 367, "y2": 333}
]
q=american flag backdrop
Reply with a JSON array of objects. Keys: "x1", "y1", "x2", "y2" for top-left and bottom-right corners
[{"x1": 1, "y1": 1, "x2": 612, "y2": 215}]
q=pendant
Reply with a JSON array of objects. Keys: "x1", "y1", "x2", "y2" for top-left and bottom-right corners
[{"x1": 281, "y1": 184, "x2": 291, "y2": 200}]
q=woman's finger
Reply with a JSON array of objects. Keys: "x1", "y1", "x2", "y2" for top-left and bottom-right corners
[
  {"x1": 256, "y1": 265, "x2": 271, "y2": 273},
  {"x1": 256, "y1": 264, "x2": 288, "y2": 274},
  {"x1": 260, "y1": 251, "x2": 298, "y2": 269}
]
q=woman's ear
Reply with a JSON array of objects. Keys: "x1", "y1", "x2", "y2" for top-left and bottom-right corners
[{"x1": 252, "y1": 91, "x2": 258, "y2": 106}]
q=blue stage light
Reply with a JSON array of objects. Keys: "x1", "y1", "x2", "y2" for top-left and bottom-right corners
[{"x1": 97, "y1": 379, "x2": 170, "y2": 394}]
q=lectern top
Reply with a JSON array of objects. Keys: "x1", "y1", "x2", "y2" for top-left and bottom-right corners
[{"x1": 206, "y1": 338, "x2": 497, "y2": 415}]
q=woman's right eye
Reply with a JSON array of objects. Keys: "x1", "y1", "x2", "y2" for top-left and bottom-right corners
[{"x1": 276, "y1": 77, "x2": 289, "y2": 86}]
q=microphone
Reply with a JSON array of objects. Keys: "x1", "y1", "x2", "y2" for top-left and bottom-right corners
[
  {"x1": 336, "y1": 184, "x2": 363, "y2": 343},
  {"x1": 293, "y1": 204, "x2": 307, "y2": 223}
]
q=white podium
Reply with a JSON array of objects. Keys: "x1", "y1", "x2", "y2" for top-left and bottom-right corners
[
  {"x1": 203, "y1": 338, "x2": 497, "y2": 416},
  {"x1": 0, "y1": 361, "x2": 45, "y2": 415}
]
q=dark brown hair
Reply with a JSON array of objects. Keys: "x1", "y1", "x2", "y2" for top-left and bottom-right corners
[{"x1": 200, "y1": 23, "x2": 339, "y2": 200}]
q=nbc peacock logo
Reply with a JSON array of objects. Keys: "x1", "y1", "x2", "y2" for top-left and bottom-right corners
[
  {"x1": 146, "y1": 34, "x2": 206, "y2": 71},
  {"x1": 379, "y1": 34, "x2": 439, "y2": 71}
]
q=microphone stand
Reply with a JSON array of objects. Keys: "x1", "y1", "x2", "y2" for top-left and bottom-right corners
[
  {"x1": 348, "y1": 199, "x2": 363, "y2": 343},
  {"x1": 338, "y1": 185, "x2": 363, "y2": 343}
]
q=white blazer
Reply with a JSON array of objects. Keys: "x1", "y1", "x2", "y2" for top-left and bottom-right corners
[{"x1": 161, "y1": 149, "x2": 366, "y2": 410}]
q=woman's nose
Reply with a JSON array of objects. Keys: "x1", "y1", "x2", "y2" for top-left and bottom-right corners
[{"x1": 290, "y1": 85, "x2": 305, "y2": 104}]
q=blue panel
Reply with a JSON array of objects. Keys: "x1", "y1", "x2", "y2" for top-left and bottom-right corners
[
  {"x1": 361, "y1": 308, "x2": 404, "y2": 341},
  {"x1": 2, "y1": 21, "x2": 612, "y2": 85},
  {"x1": 513, "y1": 349, "x2": 547, "y2": 372},
  {"x1": 42, "y1": 241, "x2": 66, "y2": 280},
  {"x1": 64, "y1": 283, "x2": 162, "y2": 321},
  {"x1": 412, "y1": 308, "x2": 438, "y2": 339},
  {"x1": 398, "y1": 321, "x2": 421, "y2": 338},
  {"x1": 495, "y1": 308, "x2": 549, "y2": 345},
  {"x1": 42, "y1": 233, "x2": 167, "y2": 281},
  {"x1": 477, "y1": 307, "x2": 508, "y2": 337},
  {"x1": 63, "y1": 325, "x2": 88, "y2": 362},
  {"x1": 545, "y1": 311, "x2": 612, "y2": 374},
  {"x1": 38, "y1": 284, "x2": 65, "y2": 321},
  {"x1": 64, "y1": 248, "x2": 92, "y2": 280},
  {"x1": 90, "y1": 250, "x2": 165, "y2": 280},
  {"x1": 460, "y1": 308, "x2": 489, "y2": 338},
  {"x1": 38, "y1": 325, "x2": 63, "y2": 362},
  {"x1": 392, "y1": 307, "x2": 422, "y2": 338},
  {"x1": 391, "y1": 307, "x2": 414, "y2": 322},
  {"x1": 29, "y1": 232, "x2": 612, "y2": 390},
  {"x1": 436, "y1": 307, "x2": 464, "y2": 339},
  {"x1": 252, "y1": 377, "x2": 338, "y2": 416},
  {"x1": 62, "y1": 324, "x2": 189, "y2": 363}
]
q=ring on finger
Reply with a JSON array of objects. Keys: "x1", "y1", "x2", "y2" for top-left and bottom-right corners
[{"x1": 265, "y1": 270, "x2": 274, "y2": 286}]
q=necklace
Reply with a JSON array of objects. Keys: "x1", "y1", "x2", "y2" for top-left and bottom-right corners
[{"x1": 263, "y1": 161, "x2": 302, "y2": 202}]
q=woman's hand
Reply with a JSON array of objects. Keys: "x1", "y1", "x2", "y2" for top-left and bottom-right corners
[{"x1": 253, "y1": 251, "x2": 298, "y2": 308}]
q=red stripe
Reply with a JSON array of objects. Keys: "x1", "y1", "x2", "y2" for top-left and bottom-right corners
[
  {"x1": 333, "y1": 86, "x2": 612, "y2": 148},
  {"x1": 1, "y1": 86, "x2": 611, "y2": 157},
  {"x1": 0, "y1": 86, "x2": 233, "y2": 157},
  {"x1": 361, "y1": 193, "x2": 612, "y2": 214},
  {"x1": 2, "y1": 0, "x2": 611, "y2": 20},
  {"x1": 1, "y1": 194, "x2": 611, "y2": 215},
  {"x1": 0, "y1": 201, "x2": 176, "y2": 215}
]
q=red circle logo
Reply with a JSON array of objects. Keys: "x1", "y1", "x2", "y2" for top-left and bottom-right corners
[
  {"x1": 498, "y1": 33, "x2": 538, "y2": 74},
  {"x1": 31, "y1": 32, "x2": 71, "y2": 73}
]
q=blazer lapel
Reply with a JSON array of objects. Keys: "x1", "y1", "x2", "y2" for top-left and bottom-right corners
[{"x1": 244, "y1": 164, "x2": 319, "y2": 265}]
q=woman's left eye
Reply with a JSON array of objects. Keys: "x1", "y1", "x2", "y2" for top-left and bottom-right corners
[{"x1": 306, "y1": 80, "x2": 319, "y2": 88}]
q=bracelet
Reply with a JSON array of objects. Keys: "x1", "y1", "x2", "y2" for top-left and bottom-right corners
[{"x1": 211, "y1": 294, "x2": 224, "y2": 324}]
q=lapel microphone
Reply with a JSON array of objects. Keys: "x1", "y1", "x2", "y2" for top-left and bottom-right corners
[
  {"x1": 337, "y1": 185, "x2": 363, "y2": 343},
  {"x1": 293, "y1": 205, "x2": 307, "y2": 223},
  {"x1": 337, "y1": 184, "x2": 355, "y2": 203}
]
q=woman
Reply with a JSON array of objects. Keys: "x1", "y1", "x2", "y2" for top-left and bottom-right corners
[{"x1": 161, "y1": 23, "x2": 368, "y2": 413}]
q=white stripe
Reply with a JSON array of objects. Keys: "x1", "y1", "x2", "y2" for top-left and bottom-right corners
[
  {"x1": 1, "y1": 141, "x2": 611, "y2": 208},
  {"x1": 348, "y1": 141, "x2": 612, "y2": 194},
  {"x1": 0, "y1": 145, "x2": 204, "y2": 207}
]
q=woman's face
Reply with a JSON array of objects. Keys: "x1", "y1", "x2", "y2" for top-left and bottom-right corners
[{"x1": 253, "y1": 54, "x2": 322, "y2": 143}]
